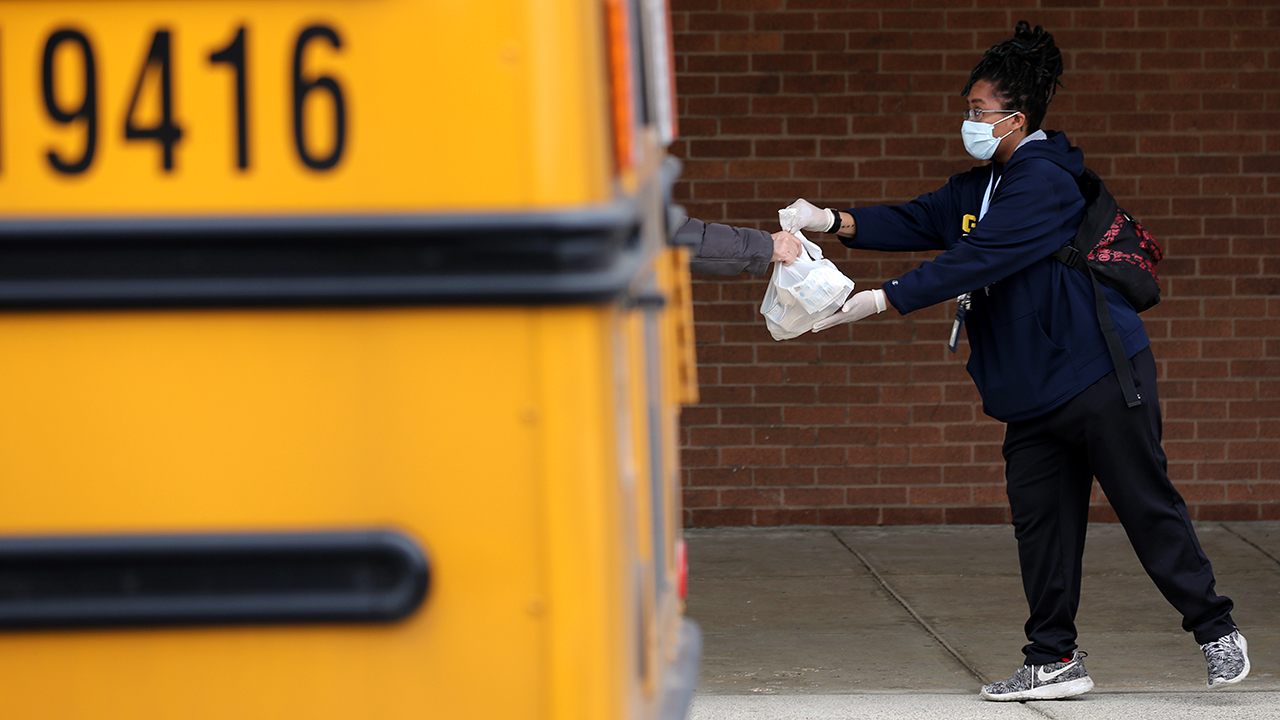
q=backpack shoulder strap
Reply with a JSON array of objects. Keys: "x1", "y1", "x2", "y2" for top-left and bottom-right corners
[
  {"x1": 1056, "y1": 167, "x2": 1143, "y2": 408},
  {"x1": 1075, "y1": 167, "x2": 1103, "y2": 203}
]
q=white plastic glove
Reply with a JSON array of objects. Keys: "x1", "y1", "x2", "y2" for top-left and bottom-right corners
[
  {"x1": 811, "y1": 289, "x2": 887, "y2": 332},
  {"x1": 778, "y1": 198, "x2": 835, "y2": 234}
]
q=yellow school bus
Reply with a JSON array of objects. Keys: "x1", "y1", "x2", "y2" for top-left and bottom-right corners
[{"x1": 0, "y1": 1, "x2": 699, "y2": 718}]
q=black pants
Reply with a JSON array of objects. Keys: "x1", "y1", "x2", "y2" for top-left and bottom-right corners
[{"x1": 1002, "y1": 346, "x2": 1236, "y2": 665}]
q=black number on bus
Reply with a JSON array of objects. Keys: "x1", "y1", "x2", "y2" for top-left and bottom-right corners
[
  {"x1": 209, "y1": 26, "x2": 249, "y2": 170},
  {"x1": 292, "y1": 26, "x2": 346, "y2": 170},
  {"x1": 124, "y1": 30, "x2": 184, "y2": 171},
  {"x1": 42, "y1": 29, "x2": 98, "y2": 174}
]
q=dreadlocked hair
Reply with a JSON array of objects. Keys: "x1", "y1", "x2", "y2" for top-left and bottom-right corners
[{"x1": 962, "y1": 21, "x2": 1064, "y2": 133}]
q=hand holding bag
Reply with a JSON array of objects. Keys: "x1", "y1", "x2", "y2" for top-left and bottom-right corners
[{"x1": 759, "y1": 233, "x2": 855, "y2": 341}]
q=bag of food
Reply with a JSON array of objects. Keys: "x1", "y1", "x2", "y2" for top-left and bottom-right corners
[{"x1": 759, "y1": 233, "x2": 854, "y2": 341}]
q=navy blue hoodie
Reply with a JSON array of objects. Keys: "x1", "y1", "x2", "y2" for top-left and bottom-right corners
[{"x1": 846, "y1": 131, "x2": 1149, "y2": 422}]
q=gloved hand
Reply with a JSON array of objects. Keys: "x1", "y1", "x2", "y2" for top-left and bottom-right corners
[
  {"x1": 771, "y1": 231, "x2": 803, "y2": 265},
  {"x1": 811, "y1": 289, "x2": 887, "y2": 332},
  {"x1": 778, "y1": 198, "x2": 834, "y2": 234}
]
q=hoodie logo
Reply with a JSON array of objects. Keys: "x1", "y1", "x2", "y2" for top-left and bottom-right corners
[{"x1": 962, "y1": 214, "x2": 977, "y2": 233}]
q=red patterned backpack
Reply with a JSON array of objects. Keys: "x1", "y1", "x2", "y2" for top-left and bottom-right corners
[{"x1": 1051, "y1": 168, "x2": 1164, "y2": 408}]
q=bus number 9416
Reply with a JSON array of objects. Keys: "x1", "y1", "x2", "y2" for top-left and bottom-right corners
[{"x1": 38, "y1": 25, "x2": 347, "y2": 175}]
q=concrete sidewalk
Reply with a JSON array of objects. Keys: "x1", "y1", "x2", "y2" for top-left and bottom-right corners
[{"x1": 684, "y1": 522, "x2": 1280, "y2": 719}]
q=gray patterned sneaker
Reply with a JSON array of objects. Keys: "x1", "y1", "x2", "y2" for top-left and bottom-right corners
[
  {"x1": 980, "y1": 651, "x2": 1093, "y2": 702},
  {"x1": 1202, "y1": 630, "x2": 1249, "y2": 689}
]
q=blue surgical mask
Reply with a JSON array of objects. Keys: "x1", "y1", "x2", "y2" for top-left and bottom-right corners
[{"x1": 961, "y1": 112, "x2": 1021, "y2": 161}]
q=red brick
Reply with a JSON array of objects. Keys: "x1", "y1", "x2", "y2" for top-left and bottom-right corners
[
  {"x1": 783, "y1": 73, "x2": 847, "y2": 95},
  {"x1": 755, "y1": 138, "x2": 818, "y2": 157},
  {"x1": 1195, "y1": 504, "x2": 1261, "y2": 522},
  {"x1": 687, "y1": 13, "x2": 751, "y2": 32},
  {"x1": 1166, "y1": 441, "x2": 1228, "y2": 461},
  {"x1": 817, "y1": 52, "x2": 881, "y2": 73},
  {"x1": 754, "y1": 467, "x2": 819, "y2": 486},
  {"x1": 785, "y1": 446, "x2": 848, "y2": 466},
  {"x1": 882, "y1": 507, "x2": 945, "y2": 525},
  {"x1": 686, "y1": 508, "x2": 754, "y2": 527},
  {"x1": 817, "y1": 466, "x2": 880, "y2": 486},
  {"x1": 689, "y1": 426, "x2": 755, "y2": 446},
  {"x1": 1228, "y1": 441, "x2": 1280, "y2": 461},
  {"x1": 756, "y1": 426, "x2": 818, "y2": 445},
  {"x1": 815, "y1": 425, "x2": 879, "y2": 445},
  {"x1": 915, "y1": 445, "x2": 976, "y2": 465},
  {"x1": 880, "y1": 425, "x2": 943, "y2": 445},
  {"x1": 946, "y1": 465, "x2": 1003, "y2": 485},
  {"x1": 682, "y1": 448, "x2": 719, "y2": 468},
  {"x1": 849, "y1": 446, "x2": 911, "y2": 465},
  {"x1": 909, "y1": 486, "x2": 972, "y2": 505},
  {"x1": 1226, "y1": 483, "x2": 1280, "y2": 502},
  {"x1": 1198, "y1": 463, "x2": 1261, "y2": 481},
  {"x1": 783, "y1": 405, "x2": 848, "y2": 424},
  {"x1": 718, "y1": 76, "x2": 781, "y2": 96},
  {"x1": 944, "y1": 506, "x2": 1009, "y2": 525},
  {"x1": 683, "y1": 489, "x2": 720, "y2": 508},
  {"x1": 944, "y1": 424, "x2": 1005, "y2": 443},
  {"x1": 787, "y1": 117, "x2": 850, "y2": 135},
  {"x1": 687, "y1": 54, "x2": 749, "y2": 73},
  {"x1": 719, "y1": 406, "x2": 783, "y2": 426},
  {"x1": 1198, "y1": 421, "x2": 1261, "y2": 440},
  {"x1": 751, "y1": 53, "x2": 815, "y2": 73},
  {"x1": 721, "y1": 117, "x2": 785, "y2": 135},
  {"x1": 720, "y1": 488, "x2": 784, "y2": 507},
  {"x1": 755, "y1": 508, "x2": 822, "y2": 526},
  {"x1": 755, "y1": 13, "x2": 816, "y2": 32},
  {"x1": 848, "y1": 487, "x2": 908, "y2": 505},
  {"x1": 879, "y1": 466, "x2": 943, "y2": 485},
  {"x1": 812, "y1": 385, "x2": 877, "y2": 406},
  {"x1": 784, "y1": 488, "x2": 846, "y2": 506},
  {"x1": 813, "y1": 508, "x2": 876, "y2": 524}
]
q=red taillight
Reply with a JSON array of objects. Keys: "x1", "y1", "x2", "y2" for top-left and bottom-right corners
[
  {"x1": 604, "y1": 0, "x2": 635, "y2": 172},
  {"x1": 676, "y1": 537, "x2": 688, "y2": 600}
]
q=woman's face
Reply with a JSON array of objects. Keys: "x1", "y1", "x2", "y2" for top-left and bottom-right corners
[{"x1": 965, "y1": 79, "x2": 1026, "y2": 161}]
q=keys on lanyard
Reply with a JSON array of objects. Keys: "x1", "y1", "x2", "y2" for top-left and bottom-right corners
[{"x1": 948, "y1": 292, "x2": 971, "y2": 353}]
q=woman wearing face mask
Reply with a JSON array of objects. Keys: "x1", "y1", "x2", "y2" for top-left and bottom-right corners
[{"x1": 781, "y1": 21, "x2": 1247, "y2": 702}]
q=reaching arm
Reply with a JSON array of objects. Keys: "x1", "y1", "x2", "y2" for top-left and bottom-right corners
[{"x1": 676, "y1": 217, "x2": 776, "y2": 276}]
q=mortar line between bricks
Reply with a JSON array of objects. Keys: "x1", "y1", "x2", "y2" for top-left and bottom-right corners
[
  {"x1": 828, "y1": 532, "x2": 1063, "y2": 719},
  {"x1": 1220, "y1": 523, "x2": 1280, "y2": 568}
]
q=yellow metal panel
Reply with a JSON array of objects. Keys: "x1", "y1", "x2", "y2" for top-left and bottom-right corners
[
  {"x1": 532, "y1": 306, "x2": 629, "y2": 720},
  {"x1": 621, "y1": 303, "x2": 661, "y2": 700},
  {"x1": 666, "y1": 247, "x2": 700, "y2": 406},
  {"x1": 653, "y1": 247, "x2": 690, "y2": 631},
  {"x1": 0, "y1": 308, "x2": 549, "y2": 720},
  {"x1": 0, "y1": 0, "x2": 610, "y2": 217}
]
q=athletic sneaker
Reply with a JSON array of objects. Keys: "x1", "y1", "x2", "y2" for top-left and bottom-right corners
[
  {"x1": 980, "y1": 651, "x2": 1093, "y2": 702},
  {"x1": 1202, "y1": 630, "x2": 1250, "y2": 689}
]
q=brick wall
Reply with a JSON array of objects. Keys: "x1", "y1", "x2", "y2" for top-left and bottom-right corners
[{"x1": 670, "y1": 1, "x2": 1280, "y2": 526}]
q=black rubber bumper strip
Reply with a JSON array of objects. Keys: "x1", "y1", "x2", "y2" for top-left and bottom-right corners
[
  {"x1": 0, "y1": 200, "x2": 644, "y2": 309},
  {"x1": 0, "y1": 530, "x2": 429, "y2": 629}
]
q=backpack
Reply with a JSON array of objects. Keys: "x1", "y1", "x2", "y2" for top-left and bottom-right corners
[{"x1": 1050, "y1": 168, "x2": 1164, "y2": 408}]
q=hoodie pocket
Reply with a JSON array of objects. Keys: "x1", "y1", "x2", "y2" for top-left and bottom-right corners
[{"x1": 970, "y1": 310, "x2": 1079, "y2": 420}]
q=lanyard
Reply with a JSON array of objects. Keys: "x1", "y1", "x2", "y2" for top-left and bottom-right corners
[
  {"x1": 950, "y1": 167, "x2": 1001, "y2": 353},
  {"x1": 980, "y1": 169, "x2": 1001, "y2": 222}
]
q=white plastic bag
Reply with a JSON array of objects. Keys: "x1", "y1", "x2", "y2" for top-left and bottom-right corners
[{"x1": 759, "y1": 232, "x2": 854, "y2": 341}]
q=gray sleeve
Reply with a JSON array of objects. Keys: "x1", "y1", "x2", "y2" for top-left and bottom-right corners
[{"x1": 676, "y1": 217, "x2": 774, "y2": 276}]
